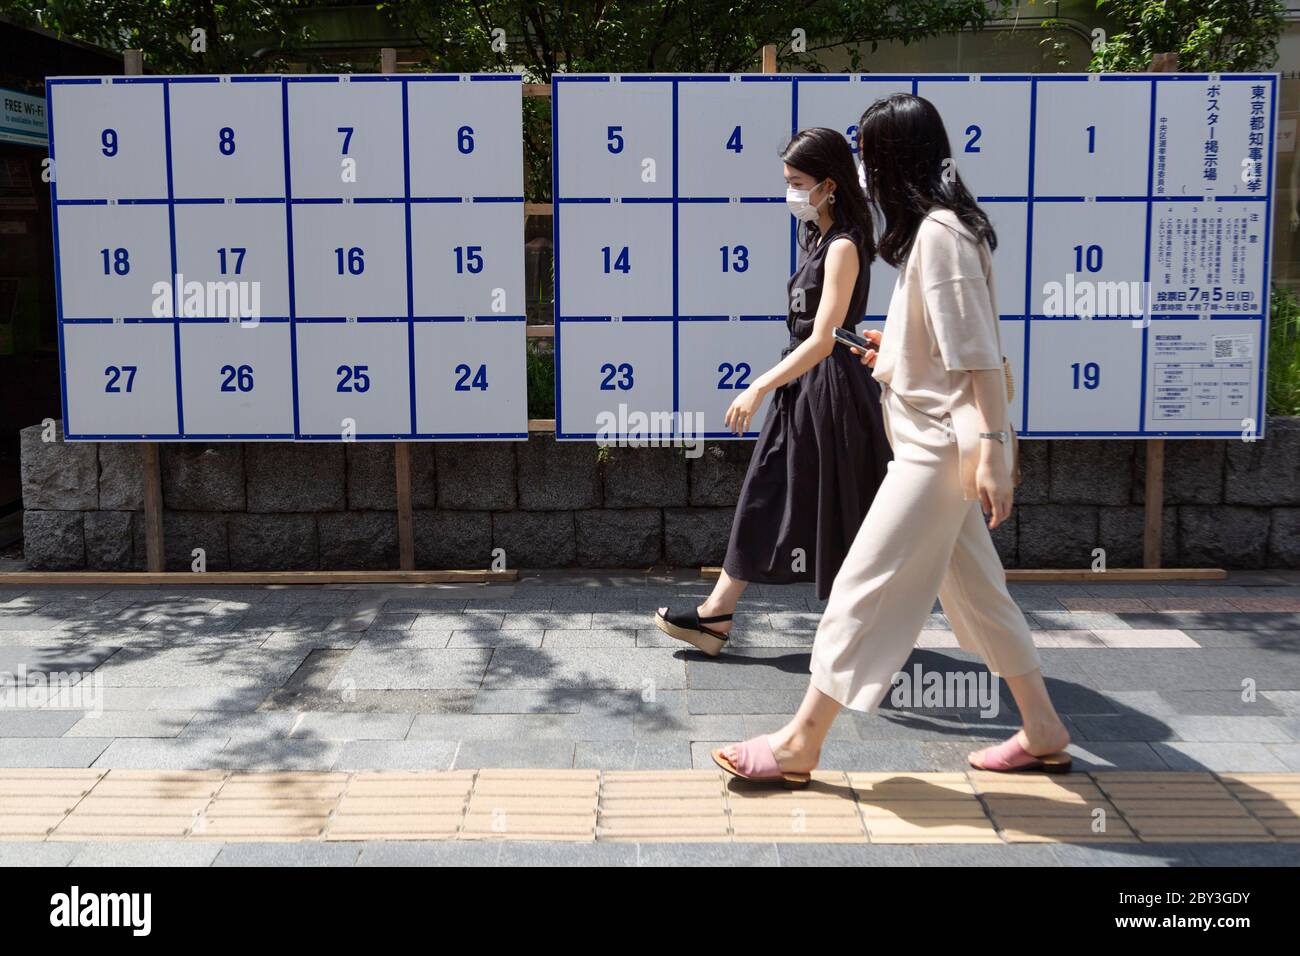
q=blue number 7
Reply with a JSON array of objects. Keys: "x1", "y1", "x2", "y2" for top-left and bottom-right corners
[{"x1": 338, "y1": 127, "x2": 354, "y2": 155}]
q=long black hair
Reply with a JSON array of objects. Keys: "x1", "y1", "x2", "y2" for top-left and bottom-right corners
[
  {"x1": 779, "y1": 127, "x2": 876, "y2": 263},
  {"x1": 856, "y1": 93, "x2": 996, "y2": 268}
]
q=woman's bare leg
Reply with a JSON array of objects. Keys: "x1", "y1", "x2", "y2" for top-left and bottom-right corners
[
  {"x1": 721, "y1": 681, "x2": 841, "y2": 773},
  {"x1": 727, "y1": 667, "x2": 1070, "y2": 774},
  {"x1": 969, "y1": 668, "x2": 1070, "y2": 765},
  {"x1": 657, "y1": 569, "x2": 748, "y2": 636}
]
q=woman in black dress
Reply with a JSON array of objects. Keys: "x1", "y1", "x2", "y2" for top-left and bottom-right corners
[{"x1": 655, "y1": 127, "x2": 892, "y2": 655}]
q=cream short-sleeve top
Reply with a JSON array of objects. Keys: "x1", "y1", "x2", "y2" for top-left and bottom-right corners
[{"x1": 872, "y1": 206, "x2": 1010, "y2": 500}]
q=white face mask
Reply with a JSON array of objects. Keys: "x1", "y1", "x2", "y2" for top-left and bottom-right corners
[{"x1": 786, "y1": 180, "x2": 829, "y2": 222}]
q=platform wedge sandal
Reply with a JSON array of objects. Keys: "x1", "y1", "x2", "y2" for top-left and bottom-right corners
[{"x1": 653, "y1": 606, "x2": 732, "y2": 657}]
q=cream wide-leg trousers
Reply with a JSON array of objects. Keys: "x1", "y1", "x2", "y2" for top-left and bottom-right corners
[{"x1": 809, "y1": 382, "x2": 1041, "y2": 714}]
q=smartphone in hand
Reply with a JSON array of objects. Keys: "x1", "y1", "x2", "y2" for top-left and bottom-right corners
[{"x1": 832, "y1": 325, "x2": 874, "y2": 351}]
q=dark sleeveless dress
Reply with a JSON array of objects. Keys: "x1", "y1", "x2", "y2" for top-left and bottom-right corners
[{"x1": 721, "y1": 222, "x2": 892, "y2": 601}]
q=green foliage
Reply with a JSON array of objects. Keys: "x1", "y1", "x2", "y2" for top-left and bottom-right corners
[
  {"x1": 6, "y1": 0, "x2": 316, "y2": 73},
  {"x1": 522, "y1": 94, "x2": 552, "y2": 215},
  {"x1": 1269, "y1": 284, "x2": 1300, "y2": 417},
  {"x1": 383, "y1": 0, "x2": 1014, "y2": 199},
  {"x1": 525, "y1": 340, "x2": 555, "y2": 420},
  {"x1": 382, "y1": 0, "x2": 1016, "y2": 78},
  {"x1": 1089, "y1": 0, "x2": 1286, "y2": 73}
]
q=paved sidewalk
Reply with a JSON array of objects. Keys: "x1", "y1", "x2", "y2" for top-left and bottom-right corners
[
  {"x1": 1, "y1": 766, "x2": 1297, "y2": 839},
  {"x1": 1, "y1": 570, "x2": 1299, "y2": 864}
]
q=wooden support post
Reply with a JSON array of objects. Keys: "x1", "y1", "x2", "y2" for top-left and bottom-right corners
[
  {"x1": 762, "y1": 44, "x2": 777, "y2": 73},
  {"x1": 378, "y1": 47, "x2": 416, "y2": 571},
  {"x1": 141, "y1": 442, "x2": 164, "y2": 572},
  {"x1": 395, "y1": 444, "x2": 414, "y2": 570},
  {"x1": 0, "y1": 570, "x2": 518, "y2": 586},
  {"x1": 1143, "y1": 440, "x2": 1165, "y2": 568},
  {"x1": 1140, "y1": 52, "x2": 1178, "y2": 569},
  {"x1": 120, "y1": 49, "x2": 166, "y2": 572}
]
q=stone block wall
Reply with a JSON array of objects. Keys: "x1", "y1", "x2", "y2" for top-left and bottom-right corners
[{"x1": 18, "y1": 418, "x2": 1300, "y2": 570}]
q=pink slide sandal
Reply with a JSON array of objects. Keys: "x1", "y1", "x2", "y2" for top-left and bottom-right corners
[
  {"x1": 712, "y1": 735, "x2": 812, "y2": 789},
  {"x1": 968, "y1": 734, "x2": 1072, "y2": 774}
]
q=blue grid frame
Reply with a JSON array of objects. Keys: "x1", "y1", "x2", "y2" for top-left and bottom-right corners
[
  {"x1": 552, "y1": 72, "x2": 1278, "y2": 441},
  {"x1": 47, "y1": 73, "x2": 528, "y2": 442},
  {"x1": 553, "y1": 73, "x2": 793, "y2": 441}
]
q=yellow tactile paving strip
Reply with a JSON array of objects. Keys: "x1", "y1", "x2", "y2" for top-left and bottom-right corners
[{"x1": 1, "y1": 769, "x2": 1298, "y2": 844}]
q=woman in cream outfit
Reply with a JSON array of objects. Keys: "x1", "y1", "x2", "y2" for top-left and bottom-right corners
[{"x1": 714, "y1": 93, "x2": 1072, "y2": 784}]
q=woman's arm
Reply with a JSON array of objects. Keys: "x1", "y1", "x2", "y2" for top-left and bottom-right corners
[
  {"x1": 913, "y1": 216, "x2": 1015, "y2": 526},
  {"x1": 723, "y1": 238, "x2": 860, "y2": 433},
  {"x1": 970, "y1": 366, "x2": 1013, "y2": 528}
]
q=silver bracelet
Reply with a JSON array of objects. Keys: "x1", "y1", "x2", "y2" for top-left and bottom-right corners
[{"x1": 979, "y1": 431, "x2": 1009, "y2": 444}]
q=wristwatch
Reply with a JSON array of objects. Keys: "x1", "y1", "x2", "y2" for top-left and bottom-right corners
[{"x1": 979, "y1": 431, "x2": 1009, "y2": 444}]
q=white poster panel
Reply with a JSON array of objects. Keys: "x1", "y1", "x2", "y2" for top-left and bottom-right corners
[{"x1": 47, "y1": 73, "x2": 528, "y2": 440}]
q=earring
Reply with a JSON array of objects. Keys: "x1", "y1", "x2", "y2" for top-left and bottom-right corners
[{"x1": 828, "y1": 193, "x2": 835, "y2": 204}]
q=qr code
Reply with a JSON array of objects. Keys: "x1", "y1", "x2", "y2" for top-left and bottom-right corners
[{"x1": 1211, "y1": 335, "x2": 1251, "y2": 361}]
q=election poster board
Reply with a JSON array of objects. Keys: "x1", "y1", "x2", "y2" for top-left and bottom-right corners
[
  {"x1": 46, "y1": 73, "x2": 528, "y2": 441},
  {"x1": 552, "y1": 73, "x2": 1277, "y2": 440}
]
